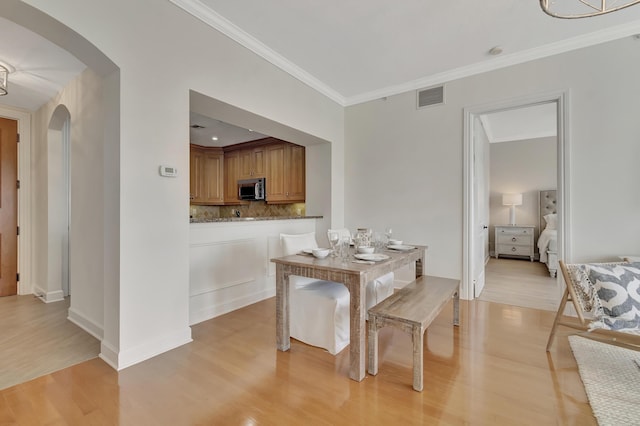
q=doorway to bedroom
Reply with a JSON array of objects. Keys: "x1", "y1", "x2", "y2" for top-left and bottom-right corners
[{"x1": 464, "y1": 93, "x2": 566, "y2": 311}]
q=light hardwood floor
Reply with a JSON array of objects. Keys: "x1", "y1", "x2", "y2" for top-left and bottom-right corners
[
  {"x1": 478, "y1": 258, "x2": 559, "y2": 312},
  {"x1": 0, "y1": 295, "x2": 100, "y2": 391},
  {"x1": 0, "y1": 296, "x2": 594, "y2": 425}
]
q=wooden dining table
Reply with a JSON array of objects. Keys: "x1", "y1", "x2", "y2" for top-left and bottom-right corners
[{"x1": 271, "y1": 245, "x2": 426, "y2": 382}]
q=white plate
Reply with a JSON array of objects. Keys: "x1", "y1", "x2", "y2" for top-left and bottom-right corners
[
  {"x1": 387, "y1": 244, "x2": 415, "y2": 251},
  {"x1": 354, "y1": 253, "x2": 389, "y2": 262},
  {"x1": 302, "y1": 249, "x2": 314, "y2": 254}
]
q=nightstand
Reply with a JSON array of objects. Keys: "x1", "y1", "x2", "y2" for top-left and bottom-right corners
[{"x1": 495, "y1": 225, "x2": 535, "y2": 261}]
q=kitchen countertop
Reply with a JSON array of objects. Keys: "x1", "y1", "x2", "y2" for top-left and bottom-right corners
[{"x1": 190, "y1": 215, "x2": 322, "y2": 223}]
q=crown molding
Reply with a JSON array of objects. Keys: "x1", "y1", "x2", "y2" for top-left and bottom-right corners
[
  {"x1": 344, "y1": 19, "x2": 640, "y2": 106},
  {"x1": 169, "y1": 0, "x2": 346, "y2": 106},
  {"x1": 170, "y1": 0, "x2": 640, "y2": 108}
]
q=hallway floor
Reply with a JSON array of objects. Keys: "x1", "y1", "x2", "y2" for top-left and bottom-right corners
[
  {"x1": 478, "y1": 257, "x2": 559, "y2": 311},
  {"x1": 0, "y1": 295, "x2": 99, "y2": 390}
]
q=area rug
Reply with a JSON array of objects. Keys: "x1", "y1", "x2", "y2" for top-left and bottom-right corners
[{"x1": 568, "y1": 335, "x2": 640, "y2": 426}]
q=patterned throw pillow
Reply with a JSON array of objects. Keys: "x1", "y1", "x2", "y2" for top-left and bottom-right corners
[{"x1": 583, "y1": 262, "x2": 640, "y2": 332}]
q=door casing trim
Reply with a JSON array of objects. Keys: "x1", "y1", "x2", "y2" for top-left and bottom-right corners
[{"x1": 462, "y1": 90, "x2": 570, "y2": 300}]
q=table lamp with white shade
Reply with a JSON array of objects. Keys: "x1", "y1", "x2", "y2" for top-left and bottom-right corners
[{"x1": 502, "y1": 193, "x2": 523, "y2": 226}]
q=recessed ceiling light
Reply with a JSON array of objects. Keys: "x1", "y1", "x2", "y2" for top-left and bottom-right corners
[
  {"x1": 248, "y1": 129, "x2": 254, "y2": 132},
  {"x1": 211, "y1": 136, "x2": 218, "y2": 141},
  {"x1": 488, "y1": 46, "x2": 503, "y2": 56}
]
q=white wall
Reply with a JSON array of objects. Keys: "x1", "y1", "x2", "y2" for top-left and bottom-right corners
[
  {"x1": 33, "y1": 68, "x2": 105, "y2": 337},
  {"x1": 305, "y1": 142, "x2": 333, "y2": 245},
  {"x1": 189, "y1": 219, "x2": 318, "y2": 325},
  {"x1": 346, "y1": 36, "x2": 640, "y2": 281},
  {"x1": 488, "y1": 136, "x2": 557, "y2": 255},
  {"x1": 14, "y1": 0, "x2": 345, "y2": 369}
]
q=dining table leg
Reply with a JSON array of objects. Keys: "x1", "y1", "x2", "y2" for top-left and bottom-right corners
[
  {"x1": 349, "y1": 276, "x2": 366, "y2": 382},
  {"x1": 275, "y1": 266, "x2": 290, "y2": 351}
]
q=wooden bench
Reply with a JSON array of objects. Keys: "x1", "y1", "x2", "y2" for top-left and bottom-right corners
[{"x1": 367, "y1": 275, "x2": 460, "y2": 391}]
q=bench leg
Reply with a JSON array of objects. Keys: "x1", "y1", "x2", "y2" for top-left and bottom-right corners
[
  {"x1": 367, "y1": 316, "x2": 379, "y2": 376},
  {"x1": 453, "y1": 291, "x2": 460, "y2": 326},
  {"x1": 412, "y1": 325, "x2": 424, "y2": 392}
]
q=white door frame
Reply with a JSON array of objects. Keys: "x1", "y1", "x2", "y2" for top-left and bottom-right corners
[{"x1": 462, "y1": 90, "x2": 571, "y2": 300}]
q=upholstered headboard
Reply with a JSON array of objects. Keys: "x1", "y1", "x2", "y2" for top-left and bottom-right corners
[{"x1": 539, "y1": 189, "x2": 557, "y2": 231}]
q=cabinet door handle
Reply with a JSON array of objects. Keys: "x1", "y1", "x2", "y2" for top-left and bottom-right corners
[
  {"x1": 512, "y1": 237, "x2": 517, "y2": 242},
  {"x1": 511, "y1": 247, "x2": 517, "y2": 252}
]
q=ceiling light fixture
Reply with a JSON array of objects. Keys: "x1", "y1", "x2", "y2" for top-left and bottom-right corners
[
  {"x1": 211, "y1": 136, "x2": 218, "y2": 141},
  {"x1": 540, "y1": 0, "x2": 640, "y2": 18},
  {"x1": 0, "y1": 64, "x2": 8, "y2": 96}
]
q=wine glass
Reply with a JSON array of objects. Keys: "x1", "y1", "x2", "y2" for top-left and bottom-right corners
[
  {"x1": 327, "y1": 230, "x2": 340, "y2": 257},
  {"x1": 384, "y1": 227, "x2": 393, "y2": 245},
  {"x1": 339, "y1": 236, "x2": 351, "y2": 262}
]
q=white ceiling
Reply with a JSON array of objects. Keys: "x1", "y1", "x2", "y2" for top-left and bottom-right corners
[
  {"x1": 190, "y1": 112, "x2": 268, "y2": 146},
  {"x1": 0, "y1": 16, "x2": 86, "y2": 112},
  {"x1": 172, "y1": 0, "x2": 640, "y2": 105},
  {"x1": 480, "y1": 103, "x2": 557, "y2": 144}
]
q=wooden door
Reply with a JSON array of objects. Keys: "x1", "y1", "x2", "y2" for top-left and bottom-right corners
[{"x1": 0, "y1": 118, "x2": 18, "y2": 296}]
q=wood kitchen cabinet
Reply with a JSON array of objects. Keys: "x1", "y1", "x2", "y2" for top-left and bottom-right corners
[
  {"x1": 265, "y1": 142, "x2": 305, "y2": 203},
  {"x1": 190, "y1": 145, "x2": 224, "y2": 205},
  {"x1": 223, "y1": 150, "x2": 245, "y2": 204},
  {"x1": 238, "y1": 146, "x2": 265, "y2": 179}
]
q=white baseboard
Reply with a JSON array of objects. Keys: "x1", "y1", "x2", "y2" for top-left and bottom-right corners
[
  {"x1": 189, "y1": 288, "x2": 275, "y2": 326},
  {"x1": 114, "y1": 327, "x2": 193, "y2": 371},
  {"x1": 99, "y1": 340, "x2": 119, "y2": 370},
  {"x1": 32, "y1": 285, "x2": 65, "y2": 303},
  {"x1": 68, "y1": 307, "x2": 104, "y2": 340}
]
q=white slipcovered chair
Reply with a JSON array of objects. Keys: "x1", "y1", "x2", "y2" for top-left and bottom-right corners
[
  {"x1": 327, "y1": 228, "x2": 395, "y2": 316},
  {"x1": 280, "y1": 232, "x2": 350, "y2": 355}
]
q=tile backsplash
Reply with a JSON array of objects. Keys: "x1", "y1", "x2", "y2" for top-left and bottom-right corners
[{"x1": 190, "y1": 202, "x2": 306, "y2": 220}]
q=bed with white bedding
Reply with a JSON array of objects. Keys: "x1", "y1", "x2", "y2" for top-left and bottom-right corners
[{"x1": 537, "y1": 190, "x2": 558, "y2": 277}]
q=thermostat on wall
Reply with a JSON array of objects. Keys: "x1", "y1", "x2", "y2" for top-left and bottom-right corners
[{"x1": 159, "y1": 165, "x2": 178, "y2": 177}]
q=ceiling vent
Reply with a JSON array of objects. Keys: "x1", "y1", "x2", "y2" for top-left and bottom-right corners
[{"x1": 416, "y1": 85, "x2": 445, "y2": 109}]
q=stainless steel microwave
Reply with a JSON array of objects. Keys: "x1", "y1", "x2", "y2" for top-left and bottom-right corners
[{"x1": 238, "y1": 178, "x2": 265, "y2": 200}]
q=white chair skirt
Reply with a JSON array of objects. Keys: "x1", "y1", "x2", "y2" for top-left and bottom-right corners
[
  {"x1": 365, "y1": 272, "x2": 395, "y2": 316},
  {"x1": 290, "y1": 277, "x2": 350, "y2": 355},
  {"x1": 289, "y1": 272, "x2": 394, "y2": 355}
]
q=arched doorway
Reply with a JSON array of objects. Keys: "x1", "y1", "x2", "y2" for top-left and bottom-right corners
[
  {"x1": 47, "y1": 105, "x2": 71, "y2": 298},
  {"x1": 0, "y1": 2, "x2": 121, "y2": 370}
]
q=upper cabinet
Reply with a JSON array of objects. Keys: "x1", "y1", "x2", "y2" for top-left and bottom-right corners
[
  {"x1": 265, "y1": 143, "x2": 305, "y2": 204},
  {"x1": 223, "y1": 150, "x2": 244, "y2": 205},
  {"x1": 191, "y1": 138, "x2": 305, "y2": 205},
  {"x1": 238, "y1": 146, "x2": 266, "y2": 179},
  {"x1": 190, "y1": 145, "x2": 224, "y2": 205}
]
